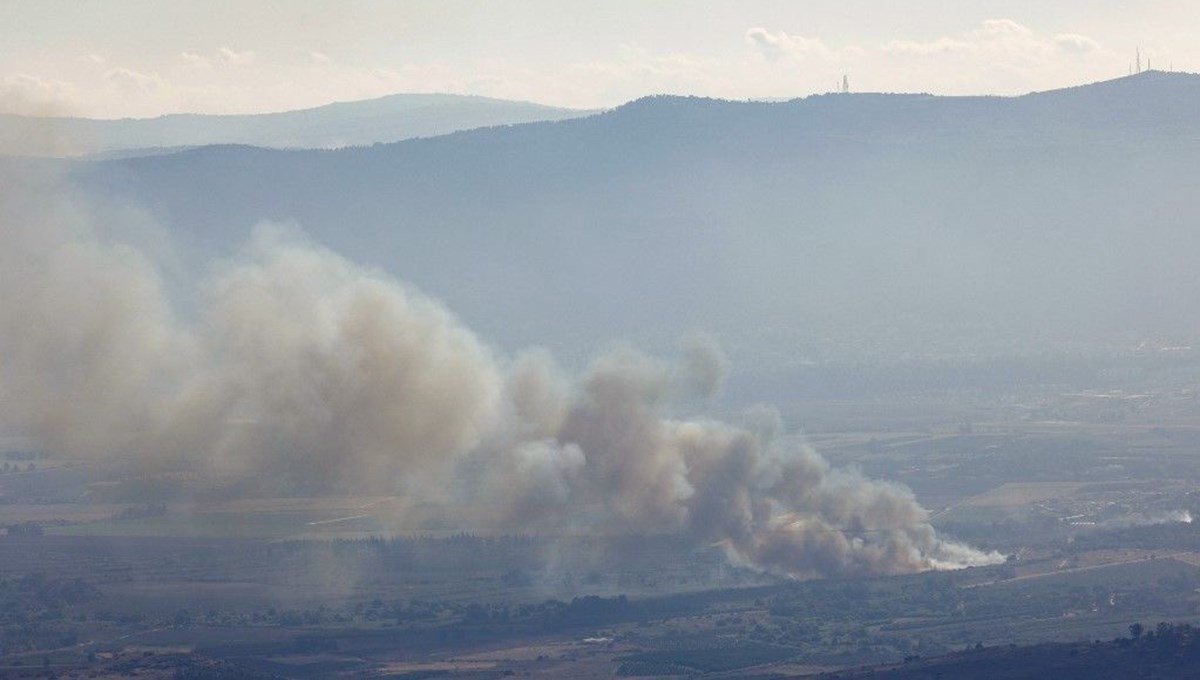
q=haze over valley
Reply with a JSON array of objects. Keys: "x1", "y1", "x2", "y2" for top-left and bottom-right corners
[
  {"x1": 46, "y1": 71, "x2": 1200, "y2": 377},
  {"x1": 5, "y1": 4, "x2": 1200, "y2": 676}
]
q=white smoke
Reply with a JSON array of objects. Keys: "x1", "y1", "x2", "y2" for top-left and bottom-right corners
[
  {"x1": 178, "y1": 226, "x2": 503, "y2": 496},
  {"x1": 0, "y1": 169, "x2": 1001, "y2": 578},
  {"x1": 1094, "y1": 509, "x2": 1194, "y2": 530}
]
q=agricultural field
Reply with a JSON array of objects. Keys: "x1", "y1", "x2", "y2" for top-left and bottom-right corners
[{"x1": 6, "y1": 386, "x2": 1200, "y2": 678}]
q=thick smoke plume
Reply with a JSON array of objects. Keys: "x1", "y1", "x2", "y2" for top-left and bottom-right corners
[
  {"x1": 1, "y1": 171, "x2": 499, "y2": 498},
  {"x1": 0, "y1": 169, "x2": 1001, "y2": 578},
  {"x1": 478, "y1": 349, "x2": 1000, "y2": 576}
]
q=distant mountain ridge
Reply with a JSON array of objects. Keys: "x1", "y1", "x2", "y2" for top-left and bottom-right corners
[
  {"x1": 52, "y1": 72, "x2": 1200, "y2": 375},
  {"x1": 606, "y1": 70, "x2": 1200, "y2": 137},
  {"x1": 0, "y1": 92, "x2": 594, "y2": 157}
]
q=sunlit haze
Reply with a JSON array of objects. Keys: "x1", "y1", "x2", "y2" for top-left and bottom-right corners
[
  {"x1": 7, "y1": 3, "x2": 1200, "y2": 678},
  {"x1": 2, "y1": 0, "x2": 1197, "y2": 117}
]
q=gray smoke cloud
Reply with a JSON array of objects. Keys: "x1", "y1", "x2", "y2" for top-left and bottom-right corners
[
  {"x1": 1, "y1": 172, "x2": 500, "y2": 498},
  {"x1": 174, "y1": 226, "x2": 503, "y2": 496},
  {"x1": 675, "y1": 332, "x2": 729, "y2": 400},
  {"x1": 0, "y1": 167, "x2": 186, "y2": 459},
  {"x1": 474, "y1": 349, "x2": 1000, "y2": 577},
  {"x1": 0, "y1": 168, "x2": 1001, "y2": 578}
]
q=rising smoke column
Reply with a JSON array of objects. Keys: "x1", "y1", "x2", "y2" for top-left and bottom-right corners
[
  {"x1": 0, "y1": 165, "x2": 190, "y2": 460},
  {"x1": 481, "y1": 348, "x2": 1001, "y2": 578},
  {"x1": 169, "y1": 226, "x2": 503, "y2": 495},
  {"x1": 0, "y1": 168, "x2": 1000, "y2": 577},
  {"x1": 0, "y1": 170, "x2": 501, "y2": 497}
]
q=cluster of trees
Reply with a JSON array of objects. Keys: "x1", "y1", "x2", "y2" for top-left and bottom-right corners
[
  {"x1": 1123, "y1": 621, "x2": 1200, "y2": 655},
  {"x1": 0, "y1": 573, "x2": 96, "y2": 656},
  {"x1": 1073, "y1": 520, "x2": 1200, "y2": 552}
]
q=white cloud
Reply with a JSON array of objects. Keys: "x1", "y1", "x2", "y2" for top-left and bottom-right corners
[
  {"x1": 0, "y1": 16, "x2": 1119, "y2": 119},
  {"x1": 881, "y1": 38, "x2": 972, "y2": 56},
  {"x1": 882, "y1": 19, "x2": 1101, "y2": 58},
  {"x1": 218, "y1": 47, "x2": 256, "y2": 66},
  {"x1": 974, "y1": 18, "x2": 1035, "y2": 40},
  {"x1": 746, "y1": 27, "x2": 835, "y2": 61},
  {"x1": 104, "y1": 67, "x2": 167, "y2": 96},
  {"x1": 875, "y1": 18, "x2": 1102, "y2": 67},
  {"x1": 0, "y1": 73, "x2": 77, "y2": 115},
  {"x1": 181, "y1": 52, "x2": 212, "y2": 69},
  {"x1": 738, "y1": 18, "x2": 1113, "y2": 99},
  {"x1": 180, "y1": 47, "x2": 256, "y2": 71},
  {"x1": 1055, "y1": 33, "x2": 1101, "y2": 54}
]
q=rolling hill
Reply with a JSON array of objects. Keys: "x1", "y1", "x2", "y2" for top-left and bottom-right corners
[{"x1": 0, "y1": 93, "x2": 592, "y2": 157}]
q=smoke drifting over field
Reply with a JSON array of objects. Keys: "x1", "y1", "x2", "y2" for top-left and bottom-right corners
[
  {"x1": 1095, "y1": 510, "x2": 1194, "y2": 529},
  {"x1": 0, "y1": 169, "x2": 1001, "y2": 578}
]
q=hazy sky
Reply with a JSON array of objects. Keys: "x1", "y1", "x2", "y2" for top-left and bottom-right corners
[{"x1": 2, "y1": 0, "x2": 1195, "y2": 117}]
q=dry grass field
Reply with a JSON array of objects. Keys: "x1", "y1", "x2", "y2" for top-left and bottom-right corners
[{"x1": 961, "y1": 482, "x2": 1086, "y2": 507}]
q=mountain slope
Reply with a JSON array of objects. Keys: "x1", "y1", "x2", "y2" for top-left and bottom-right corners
[
  {"x1": 60, "y1": 72, "x2": 1200, "y2": 369},
  {"x1": 0, "y1": 93, "x2": 592, "y2": 157}
]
